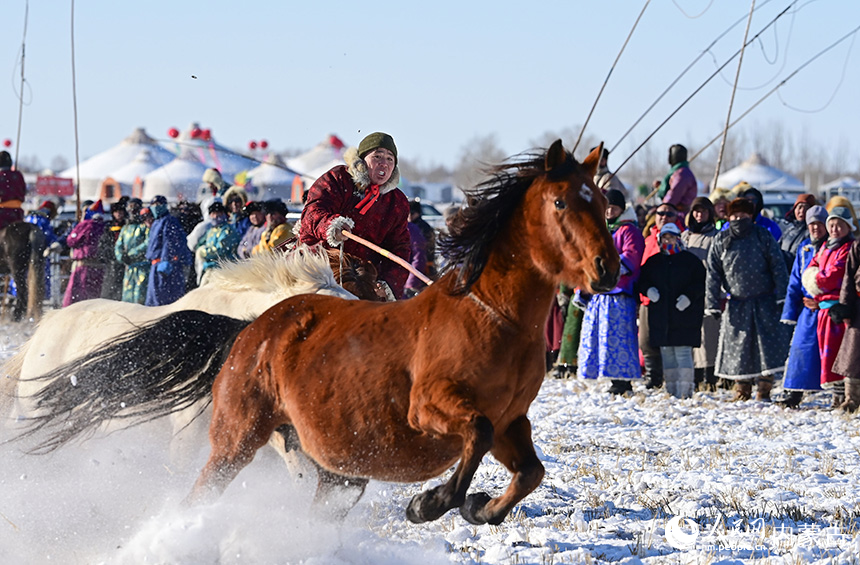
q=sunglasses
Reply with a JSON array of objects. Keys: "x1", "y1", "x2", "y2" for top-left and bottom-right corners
[{"x1": 656, "y1": 210, "x2": 677, "y2": 217}]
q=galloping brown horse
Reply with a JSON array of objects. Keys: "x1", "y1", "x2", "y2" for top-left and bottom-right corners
[{"x1": 190, "y1": 140, "x2": 619, "y2": 523}]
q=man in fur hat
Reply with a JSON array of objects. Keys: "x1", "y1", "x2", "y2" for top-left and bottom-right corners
[
  {"x1": 705, "y1": 197, "x2": 790, "y2": 401},
  {"x1": 298, "y1": 132, "x2": 410, "y2": 298}
]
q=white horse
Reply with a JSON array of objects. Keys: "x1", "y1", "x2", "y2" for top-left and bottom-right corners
[{"x1": 0, "y1": 246, "x2": 364, "y2": 469}]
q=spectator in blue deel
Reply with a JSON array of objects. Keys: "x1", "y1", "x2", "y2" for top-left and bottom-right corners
[
  {"x1": 145, "y1": 195, "x2": 192, "y2": 306},
  {"x1": 779, "y1": 205, "x2": 828, "y2": 408}
]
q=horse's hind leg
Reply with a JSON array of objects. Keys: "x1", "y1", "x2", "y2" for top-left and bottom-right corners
[
  {"x1": 459, "y1": 414, "x2": 545, "y2": 525},
  {"x1": 268, "y1": 424, "x2": 318, "y2": 483},
  {"x1": 312, "y1": 465, "x2": 368, "y2": 521},
  {"x1": 405, "y1": 414, "x2": 494, "y2": 523}
]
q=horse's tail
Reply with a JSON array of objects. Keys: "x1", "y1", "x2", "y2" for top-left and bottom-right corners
[
  {"x1": 0, "y1": 339, "x2": 30, "y2": 424},
  {"x1": 26, "y1": 226, "x2": 46, "y2": 321},
  {"x1": 13, "y1": 310, "x2": 249, "y2": 454}
]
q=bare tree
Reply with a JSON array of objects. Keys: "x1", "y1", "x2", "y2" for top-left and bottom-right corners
[
  {"x1": 452, "y1": 133, "x2": 507, "y2": 192},
  {"x1": 50, "y1": 155, "x2": 70, "y2": 173}
]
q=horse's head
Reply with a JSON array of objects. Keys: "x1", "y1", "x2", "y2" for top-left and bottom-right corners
[{"x1": 524, "y1": 140, "x2": 620, "y2": 293}]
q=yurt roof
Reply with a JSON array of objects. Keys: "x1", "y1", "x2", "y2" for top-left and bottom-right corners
[
  {"x1": 59, "y1": 128, "x2": 175, "y2": 200},
  {"x1": 714, "y1": 152, "x2": 806, "y2": 193},
  {"x1": 248, "y1": 154, "x2": 299, "y2": 201},
  {"x1": 141, "y1": 148, "x2": 209, "y2": 202},
  {"x1": 170, "y1": 123, "x2": 259, "y2": 179},
  {"x1": 109, "y1": 149, "x2": 165, "y2": 188},
  {"x1": 286, "y1": 134, "x2": 347, "y2": 184},
  {"x1": 821, "y1": 176, "x2": 860, "y2": 191}
]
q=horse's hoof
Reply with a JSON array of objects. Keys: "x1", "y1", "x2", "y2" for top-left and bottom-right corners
[
  {"x1": 459, "y1": 492, "x2": 492, "y2": 525},
  {"x1": 406, "y1": 487, "x2": 447, "y2": 523}
]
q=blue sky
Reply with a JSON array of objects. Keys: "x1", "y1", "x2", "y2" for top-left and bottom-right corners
[{"x1": 1, "y1": 0, "x2": 858, "y2": 171}]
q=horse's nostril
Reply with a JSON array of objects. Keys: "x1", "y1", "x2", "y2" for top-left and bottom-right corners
[{"x1": 594, "y1": 256, "x2": 606, "y2": 278}]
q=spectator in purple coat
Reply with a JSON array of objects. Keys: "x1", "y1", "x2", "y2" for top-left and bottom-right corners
[
  {"x1": 404, "y1": 221, "x2": 428, "y2": 298},
  {"x1": 63, "y1": 202, "x2": 107, "y2": 307},
  {"x1": 653, "y1": 144, "x2": 697, "y2": 214}
]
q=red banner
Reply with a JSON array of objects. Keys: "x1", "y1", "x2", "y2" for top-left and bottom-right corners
[{"x1": 36, "y1": 176, "x2": 75, "y2": 196}]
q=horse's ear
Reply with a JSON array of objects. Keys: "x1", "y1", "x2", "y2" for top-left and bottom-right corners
[
  {"x1": 545, "y1": 139, "x2": 566, "y2": 172},
  {"x1": 582, "y1": 142, "x2": 603, "y2": 178}
]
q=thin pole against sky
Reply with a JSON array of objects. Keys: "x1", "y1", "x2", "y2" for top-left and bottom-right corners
[
  {"x1": 572, "y1": 0, "x2": 651, "y2": 153},
  {"x1": 711, "y1": 0, "x2": 756, "y2": 193},
  {"x1": 71, "y1": 0, "x2": 81, "y2": 221},
  {"x1": 14, "y1": 1, "x2": 28, "y2": 169}
]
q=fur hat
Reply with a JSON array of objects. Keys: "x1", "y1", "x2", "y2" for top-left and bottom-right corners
[
  {"x1": 827, "y1": 206, "x2": 856, "y2": 232},
  {"x1": 605, "y1": 189, "x2": 626, "y2": 210},
  {"x1": 202, "y1": 168, "x2": 223, "y2": 185},
  {"x1": 358, "y1": 132, "x2": 397, "y2": 165},
  {"x1": 223, "y1": 185, "x2": 248, "y2": 206},
  {"x1": 727, "y1": 197, "x2": 755, "y2": 217},
  {"x1": 787, "y1": 193, "x2": 817, "y2": 220},
  {"x1": 805, "y1": 205, "x2": 828, "y2": 225}
]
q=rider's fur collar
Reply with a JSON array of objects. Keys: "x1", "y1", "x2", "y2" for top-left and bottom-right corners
[{"x1": 344, "y1": 146, "x2": 400, "y2": 196}]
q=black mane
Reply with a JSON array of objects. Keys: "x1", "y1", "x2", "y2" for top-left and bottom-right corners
[{"x1": 438, "y1": 147, "x2": 576, "y2": 294}]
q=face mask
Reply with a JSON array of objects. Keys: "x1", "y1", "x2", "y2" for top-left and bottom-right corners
[
  {"x1": 211, "y1": 215, "x2": 226, "y2": 226},
  {"x1": 660, "y1": 242, "x2": 681, "y2": 255},
  {"x1": 151, "y1": 203, "x2": 168, "y2": 219},
  {"x1": 729, "y1": 217, "x2": 753, "y2": 237}
]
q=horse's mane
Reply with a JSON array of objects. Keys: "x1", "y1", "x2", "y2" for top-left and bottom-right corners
[
  {"x1": 204, "y1": 245, "x2": 339, "y2": 296},
  {"x1": 438, "y1": 148, "x2": 576, "y2": 294}
]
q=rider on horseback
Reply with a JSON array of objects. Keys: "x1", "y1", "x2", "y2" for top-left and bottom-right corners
[
  {"x1": 297, "y1": 132, "x2": 410, "y2": 298},
  {"x1": 0, "y1": 151, "x2": 25, "y2": 231}
]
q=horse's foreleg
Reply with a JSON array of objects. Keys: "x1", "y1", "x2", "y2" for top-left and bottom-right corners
[
  {"x1": 184, "y1": 389, "x2": 277, "y2": 506},
  {"x1": 405, "y1": 414, "x2": 494, "y2": 523},
  {"x1": 460, "y1": 414, "x2": 544, "y2": 525}
]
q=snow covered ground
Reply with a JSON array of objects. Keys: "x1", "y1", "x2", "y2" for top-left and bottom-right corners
[{"x1": 1, "y1": 321, "x2": 859, "y2": 564}]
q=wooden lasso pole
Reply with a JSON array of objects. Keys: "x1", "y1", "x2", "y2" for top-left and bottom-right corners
[{"x1": 342, "y1": 230, "x2": 433, "y2": 286}]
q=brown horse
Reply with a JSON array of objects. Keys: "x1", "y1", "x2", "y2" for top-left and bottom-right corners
[
  {"x1": 0, "y1": 221, "x2": 46, "y2": 322},
  {"x1": 189, "y1": 140, "x2": 619, "y2": 523},
  {"x1": 17, "y1": 141, "x2": 618, "y2": 524}
]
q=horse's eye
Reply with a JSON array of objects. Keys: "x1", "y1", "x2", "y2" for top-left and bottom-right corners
[{"x1": 554, "y1": 199, "x2": 567, "y2": 210}]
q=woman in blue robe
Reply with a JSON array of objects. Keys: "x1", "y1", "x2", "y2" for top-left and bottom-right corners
[{"x1": 779, "y1": 205, "x2": 828, "y2": 407}]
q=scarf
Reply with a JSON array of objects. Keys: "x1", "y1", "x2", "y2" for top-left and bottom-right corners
[
  {"x1": 826, "y1": 234, "x2": 854, "y2": 251},
  {"x1": 354, "y1": 184, "x2": 380, "y2": 215},
  {"x1": 686, "y1": 214, "x2": 714, "y2": 234},
  {"x1": 606, "y1": 215, "x2": 622, "y2": 232},
  {"x1": 660, "y1": 241, "x2": 683, "y2": 255},
  {"x1": 657, "y1": 161, "x2": 688, "y2": 199},
  {"x1": 728, "y1": 217, "x2": 753, "y2": 240}
]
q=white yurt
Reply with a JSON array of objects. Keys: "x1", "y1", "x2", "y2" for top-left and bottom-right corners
[
  {"x1": 286, "y1": 134, "x2": 347, "y2": 186},
  {"x1": 141, "y1": 148, "x2": 209, "y2": 202},
  {"x1": 109, "y1": 149, "x2": 166, "y2": 193},
  {"x1": 59, "y1": 128, "x2": 175, "y2": 201},
  {"x1": 820, "y1": 176, "x2": 860, "y2": 207},
  {"x1": 247, "y1": 153, "x2": 298, "y2": 202},
  {"x1": 167, "y1": 123, "x2": 259, "y2": 180},
  {"x1": 714, "y1": 152, "x2": 806, "y2": 193}
]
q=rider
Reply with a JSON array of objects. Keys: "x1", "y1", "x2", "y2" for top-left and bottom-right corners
[
  {"x1": 297, "y1": 132, "x2": 410, "y2": 298},
  {"x1": 0, "y1": 151, "x2": 26, "y2": 230}
]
